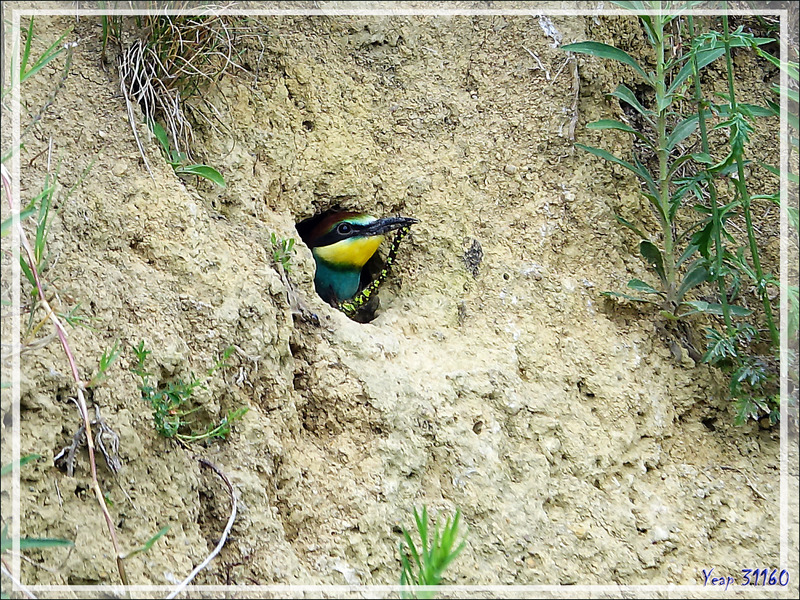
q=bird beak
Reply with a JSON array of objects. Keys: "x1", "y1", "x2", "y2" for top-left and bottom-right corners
[{"x1": 363, "y1": 216, "x2": 418, "y2": 237}]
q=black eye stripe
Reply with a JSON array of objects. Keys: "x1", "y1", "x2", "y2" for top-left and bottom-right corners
[{"x1": 314, "y1": 222, "x2": 365, "y2": 247}]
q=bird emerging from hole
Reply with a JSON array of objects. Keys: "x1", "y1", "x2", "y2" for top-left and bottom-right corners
[{"x1": 300, "y1": 211, "x2": 418, "y2": 306}]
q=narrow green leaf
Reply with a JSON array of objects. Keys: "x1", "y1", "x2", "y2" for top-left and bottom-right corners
[
  {"x1": 676, "y1": 243, "x2": 699, "y2": 267},
  {"x1": 20, "y1": 28, "x2": 70, "y2": 85},
  {"x1": 20, "y1": 18, "x2": 35, "y2": 79},
  {"x1": 175, "y1": 165, "x2": 227, "y2": 188},
  {"x1": 609, "y1": 83, "x2": 655, "y2": 118},
  {"x1": 0, "y1": 203, "x2": 36, "y2": 238},
  {"x1": 1, "y1": 454, "x2": 41, "y2": 476},
  {"x1": 614, "y1": 215, "x2": 649, "y2": 240},
  {"x1": 667, "y1": 115, "x2": 699, "y2": 150},
  {"x1": 667, "y1": 48, "x2": 725, "y2": 96},
  {"x1": 691, "y1": 152, "x2": 714, "y2": 164},
  {"x1": 757, "y1": 48, "x2": 800, "y2": 80},
  {"x1": 123, "y1": 526, "x2": 170, "y2": 560},
  {"x1": 588, "y1": 119, "x2": 638, "y2": 134},
  {"x1": 18, "y1": 537, "x2": 74, "y2": 550},
  {"x1": 667, "y1": 153, "x2": 695, "y2": 179},
  {"x1": 681, "y1": 301, "x2": 752, "y2": 317},
  {"x1": 632, "y1": 155, "x2": 660, "y2": 201},
  {"x1": 575, "y1": 144, "x2": 659, "y2": 205},
  {"x1": 149, "y1": 119, "x2": 171, "y2": 153},
  {"x1": 758, "y1": 161, "x2": 780, "y2": 178},
  {"x1": 676, "y1": 263, "x2": 709, "y2": 303},
  {"x1": 639, "y1": 240, "x2": 666, "y2": 284},
  {"x1": 562, "y1": 41, "x2": 652, "y2": 83},
  {"x1": 627, "y1": 278, "x2": 665, "y2": 296},
  {"x1": 587, "y1": 119, "x2": 652, "y2": 146},
  {"x1": 20, "y1": 254, "x2": 35, "y2": 288},
  {"x1": 690, "y1": 221, "x2": 714, "y2": 260},
  {"x1": 738, "y1": 103, "x2": 777, "y2": 118},
  {"x1": 600, "y1": 290, "x2": 657, "y2": 304}
]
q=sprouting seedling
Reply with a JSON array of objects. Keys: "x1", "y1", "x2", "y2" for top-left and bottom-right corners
[
  {"x1": 86, "y1": 340, "x2": 121, "y2": 388},
  {"x1": 270, "y1": 232, "x2": 295, "y2": 273},
  {"x1": 119, "y1": 526, "x2": 169, "y2": 561},
  {"x1": 399, "y1": 506, "x2": 467, "y2": 599}
]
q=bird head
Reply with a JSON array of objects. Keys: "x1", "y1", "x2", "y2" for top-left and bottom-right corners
[{"x1": 297, "y1": 211, "x2": 418, "y2": 304}]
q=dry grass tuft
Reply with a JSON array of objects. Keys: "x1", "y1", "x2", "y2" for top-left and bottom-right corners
[{"x1": 110, "y1": 10, "x2": 246, "y2": 174}]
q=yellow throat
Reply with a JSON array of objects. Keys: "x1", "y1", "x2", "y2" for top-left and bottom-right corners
[{"x1": 312, "y1": 234, "x2": 385, "y2": 269}]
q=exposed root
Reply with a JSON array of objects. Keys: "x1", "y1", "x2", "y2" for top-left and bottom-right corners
[{"x1": 165, "y1": 457, "x2": 238, "y2": 599}]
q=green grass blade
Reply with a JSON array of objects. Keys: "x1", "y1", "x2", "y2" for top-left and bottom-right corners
[
  {"x1": 175, "y1": 164, "x2": 226, "y2": 188},
  {"x1": 21, "y1": 17, "x2": 34, "y2": 80},
  {"x1": 562, "y1": 41, "x2": 652, "y2": 83},
  {"x1": 1, "y1": 202, "x2": 36, "y2": 237},
  {"x1": 18, "y1": 537, "x2": 74, "y2": 551},
  {"x1": 1, "y1": 453, "x2": 41, "y2": 476},
  {"x1": 20, "y1": 24, "x2": 70, "y2": 85},
  {"x1": 20, "y1": 254, "x2": 36, "y2": 288}
]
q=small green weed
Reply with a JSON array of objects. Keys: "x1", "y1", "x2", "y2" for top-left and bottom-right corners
[
  {"x1": 119, "y1": 526, "x2": 169, "y2": 561},
  {"x1": 132, "y1": 342, "x2": 247, "y2": 442},
  {"x1": 86, "y1": 340, "x2": 121, "y2": 388},
  {"x1": 270, "y1": 233, "x2": 295, "y2": 273},
  {"x1": 399, "y1": 506, "x2": 467, "y2": 599},
  {"x1": 58, "y1": 302, "x2": 94, "y2": 330},
  {"x1": 149, "y1": 120, "x2": 226, "y2": 188}
]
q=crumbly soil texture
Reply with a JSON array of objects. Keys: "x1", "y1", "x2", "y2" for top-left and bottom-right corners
[{"x1": 1, "y1": 2, "x2": 798, "y2": 598}]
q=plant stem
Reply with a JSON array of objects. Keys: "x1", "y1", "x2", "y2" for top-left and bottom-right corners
[
  {"x1": 688, "y1": 15, "x2": 733, "y2": 334},
  {"x1": 654, "y1": 12, "x2": 677, "y2": 306},
  {"x1": 721, "y1": 14, "x2": 779, "y2": 348},
  {"x1": 2, "y1": 165, "x2": 128, "y2": 585}
]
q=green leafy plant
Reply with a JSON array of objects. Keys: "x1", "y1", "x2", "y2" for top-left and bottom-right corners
[
  {"x1": 132, "y1": 342, "x2": 247, "y2": 441},
  {"x1": 270, "y1": 232, "x2": 295, "y2": 273},
  {"x1": 399, "y1": 506, "x2": 467, "y2": 599},
  {"x1": 564, "y1": 8, "x2": 770, "y2": 320},
  {"x1": 86, "y1": 340, "x2": 121, "y2": 388},
  {"x1": 149, "y1": 120, "x2": 226, "y2": 188},
  {"x1": 564, "y1": 2, "x2": 784, "y2": 424}
]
